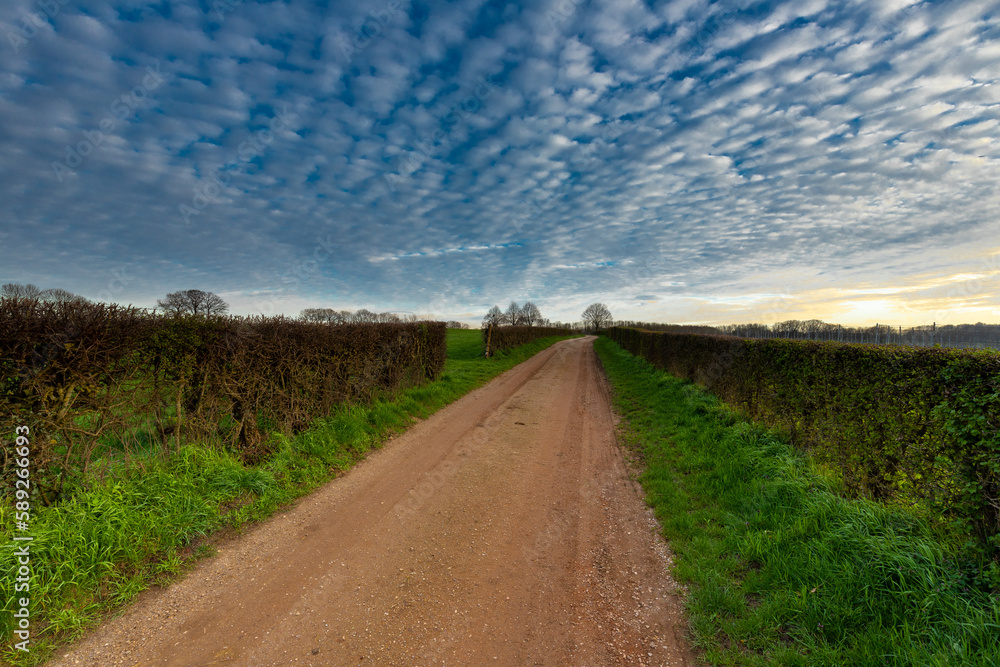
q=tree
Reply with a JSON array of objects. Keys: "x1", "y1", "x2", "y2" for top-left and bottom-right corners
[
  {"x1": 773, "y1": 320, "x2": 803, "y2": 338},
  {"x1": 40, "y1": 288, "x2": 89, "y2": 304},
  {"x1": 352, "y1": 309, "x2": 377, "y2": 323},
  {"x1": 2, "y1": 283, "x2": 88, "y2": 303},
  {"x1": 156, "y1": 289, "x2": 229, "y2": 316},
  {"x1": 505, "y1": 301, "x2": 524, "y2": 326},
  {"x1": 483, "y1": 305, "x2": 504, "y2": 328},
  {"x1": 581, "y1": 303, "x2": 612, "y2": 331},
  {"x1": 522, "y1": 301, "x2": 542, "y2": 327},
  {"x1": 300, "y1": 307, "x2": 337, "y2": 323},
  {"x1": 2, "y1": 283, "x2": 43, "y2": 299},
  {"x1": 446, "y1": 320, "x2": 470, "y2": 329}
]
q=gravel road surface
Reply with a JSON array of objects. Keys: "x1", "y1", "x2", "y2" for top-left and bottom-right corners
[{"x1": 50, "y1": 336, "x2": 695, "y2": 666}]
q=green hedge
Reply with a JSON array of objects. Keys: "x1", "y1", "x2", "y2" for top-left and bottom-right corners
[
  {"x1": 0, "y1": 297, "x2": 446, "y2": 502},
  {"x1": 604, "y1": 327, "x2": 1000, "y2": 553},
  {"x1": 481, "y1": 325, "x2": 574, "y2": 357}
]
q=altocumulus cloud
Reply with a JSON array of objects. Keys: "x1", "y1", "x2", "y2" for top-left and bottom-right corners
[{"x1": 1, "y1": 0, "x2": 999, "y2": 325}]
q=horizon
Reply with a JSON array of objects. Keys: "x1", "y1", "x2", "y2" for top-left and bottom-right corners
[
  {"x1": 2, "y1": 1, "x2": 999, "y2": 328},
  {"x1": 5, "y1": 285, "x2": 997, "y2": 332}
]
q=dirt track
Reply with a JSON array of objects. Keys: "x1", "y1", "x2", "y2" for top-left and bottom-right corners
[{"x1": 50, "y1": 337, "x2": 695, "y2": 666}]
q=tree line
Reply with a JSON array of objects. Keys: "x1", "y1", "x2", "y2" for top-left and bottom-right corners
[
  {"x1": 482, "y1": 301, "x2": 546, "y2": 327},
  {"x1": 481, "y1": 301, "x2": 614, "y2": 332},
  {"x1": 2, "y1": 283, "x2": 89, "y2": 304},
  {"x1": 613, "y1": 317, "x2": 1000, "y2": 350},
  {"x1": 3, "y1": 284, "x2": 230, "y2": 317},
  {"x1": 4, "y1": 284, "x2": 473, "y2": 329},
  {"x1": 299, "y1": 307, "x2": 468, "y2": 329}
]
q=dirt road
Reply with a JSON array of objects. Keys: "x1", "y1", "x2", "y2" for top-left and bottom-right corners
[{"x1": 50, "y1": 337, "x2": 695, "y2": 666}]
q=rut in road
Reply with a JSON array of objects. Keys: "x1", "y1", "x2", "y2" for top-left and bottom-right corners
[{"x1": 50, "y1": 337, "x2": 696, "y2": 666}]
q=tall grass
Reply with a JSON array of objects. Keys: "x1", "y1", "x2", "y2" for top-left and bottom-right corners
[
  {"x1": 594, "y1": 336, "x2": 1000, "y2": 666},
  {"x1": 0, "y1": 329, "x2": 577, "y2": 665}
]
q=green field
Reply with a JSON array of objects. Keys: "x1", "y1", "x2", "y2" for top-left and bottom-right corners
[
  {"x1": 0, "y1": 329, "x2": 577, "y2": 665},
  {"x1": 594, "y1": 336, "x2": 1000, "y2": 666}
]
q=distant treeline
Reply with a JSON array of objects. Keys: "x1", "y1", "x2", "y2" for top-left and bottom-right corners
[
  {"x1": 611, "y1": 320, "x2": 720, "y2": 335},
  {"x1": 613, "y1": 319, "x2": 1000, "y2": 350},
  {"x1": 300, "y1": 307, "x2": 468, "y2": 329}
]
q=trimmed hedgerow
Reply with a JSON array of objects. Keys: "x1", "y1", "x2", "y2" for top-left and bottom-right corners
[
  {"x1": 604, "y1": 326, "x2": 1000, "y2": 559},
  {"x1": 481, "y1": 325, "x2": 575, "y2": 357},
  {"x1": 0, "y1": 297, "x2": 446, "y2": 502}
]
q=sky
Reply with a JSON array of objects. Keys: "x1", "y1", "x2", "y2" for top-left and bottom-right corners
[{"x1": 1, "y1": 0, "x2": 999, "y2": 327}]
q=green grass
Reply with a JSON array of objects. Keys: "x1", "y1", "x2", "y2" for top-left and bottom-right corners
[
  {"x1": 593, "y1": 336, "x2": 1000, "y2": 667},
  {"x1": 0, "y1": 329, "x2": 577, "y2": 665}
]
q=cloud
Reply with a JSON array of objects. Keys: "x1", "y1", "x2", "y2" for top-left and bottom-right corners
[{"x1": 1, "y1": 0, "x2": 999, "y2": 325}]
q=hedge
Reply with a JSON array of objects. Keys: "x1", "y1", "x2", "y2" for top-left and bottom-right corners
[
  {"x1": 481, "y1": 325, "x2": 574, "y2": 357},
  {"x1": 604, "y1": 326, "x2": 1000, "y2": 552},
  {"x1": 0, "y1": 298, "x2": 446, "y2": 502}
]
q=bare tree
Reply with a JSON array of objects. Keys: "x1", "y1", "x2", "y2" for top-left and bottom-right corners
[
  {"x1": 581, "y1": 303, "x2": 613, "y2": 331},
  {"x1": 352, "y1": 308, "x2": 377, "y2": 323},
  {"x1": 2, "y1": 283, "x2": 43, "y2": 299},
  {"x1": 446, "y1": 320, "x2": 471, "y2": 329},
  {"x1": 156, "y1": 289, "x2": 229, "y2": 316},
  {"x1": 505, "y1": 301, "x2": 524, "y2": 326},
  {"x1": 803, "y1": 319, "x2": 825, "y2": 340},
  {"x1": 2, "y1": 283, "x2": 89, "y2": 303},
  {"x1": 773, "y1": 320, "x2": 803, "y2": 338},
  {"x1": 483, "y1": 305, "x2": 504, "y2": 328},
  {"x1": 40, "y1": 288, "x2": 89, "y2": 304},
  {"x1": 300, "y1": 307, "x2": 338, "y2": 323},
  {"x1": 522, "y1": 301, "x2": 542, "y2": 327}
]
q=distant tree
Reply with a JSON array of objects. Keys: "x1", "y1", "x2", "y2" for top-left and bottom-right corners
[
  {"x1": 803, "y1": 319, "x2": 826, "y2": 340},
  {"x1": 301, "y1": 307, "x2": 338, "y2": 323},
  {"x1": 40, "y1": 288, "x2": 89, "y2": 304},
  {"x1": 483, "y1": 305, "x2": 504, "y2": 328},
  {"x1": 352, "y1": 308, "x2": 377, "y2": 323},
  {"x1": 2, "y1": 283, "x2": 43, "y2": 299},
  {"x1": 505, "y1": 301, "x2": 524, "y2": 326},
  {"x1": 773, "y1": 320, "x2": 803, "y2": 338},
  {"x1": 3, "y1": 283, "x2": 88, "y2": 303},
  {"x1": 582, "y1": 303, "x2": 613, "y2": 331},
  {"x1": 522, "y1": 301, "x2": 542, "y2": 327},
  {"x1": 156, "y1": 289, "x2": 229, "y2": 316},
  {"x1": 446, "y1": 320, "x2": 471, "y2": 329}
]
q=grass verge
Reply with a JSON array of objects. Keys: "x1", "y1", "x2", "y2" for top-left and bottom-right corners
[
  {"x1": 594, "y1": 336, "x2": 1000, "y2": 667},
  {"x1": 0, "y1": 329, "x2": 577, "y2": 665}
]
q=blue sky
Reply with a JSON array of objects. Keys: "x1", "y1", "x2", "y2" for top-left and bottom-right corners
[{"x1": 2, "y1": 0, "x2": 999, "y2": 326}]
